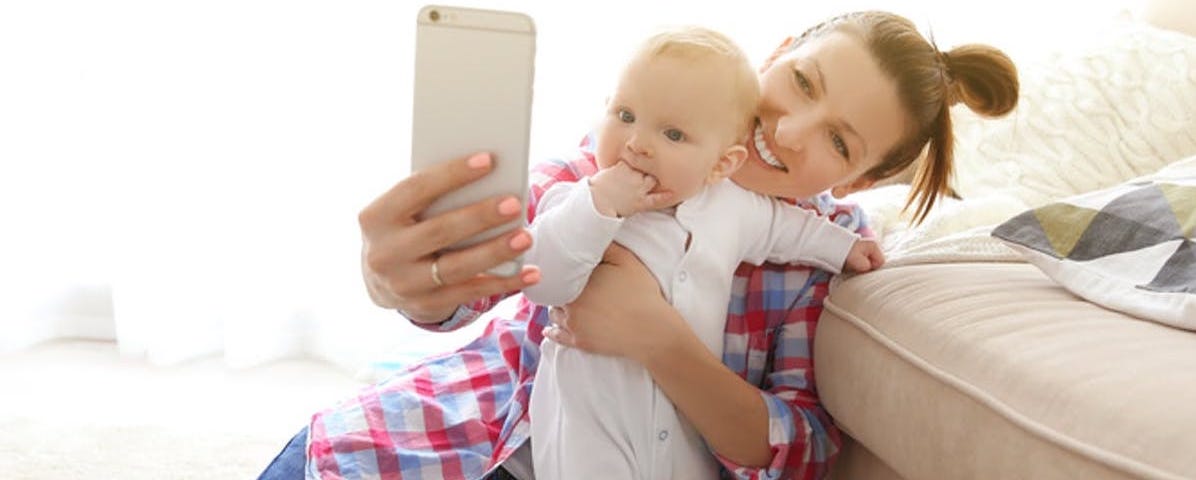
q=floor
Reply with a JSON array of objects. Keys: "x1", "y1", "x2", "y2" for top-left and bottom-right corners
[{"x1": 0, "y1": 340, "x2": 365, "y2": 479}]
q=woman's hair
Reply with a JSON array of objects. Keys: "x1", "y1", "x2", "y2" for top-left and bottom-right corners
[
  {"x1": 793, "y1": 11, "x2": 1019, "y2": 223},
  {"x1": 635, "y1": 26, "x2": 761, "y2": 142}
]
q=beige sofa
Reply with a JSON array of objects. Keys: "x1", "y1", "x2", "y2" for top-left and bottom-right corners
[
  {"x1": 817, "y1": 4, "x2": 1196, "y2": 479},
  {"x1": 820, "y1": 264, "x2": 1196, "y2": 479}
]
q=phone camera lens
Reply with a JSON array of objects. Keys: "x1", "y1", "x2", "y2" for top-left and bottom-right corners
[{"x1": 429, "y1": 10, "x2": 440, "y2": 22}]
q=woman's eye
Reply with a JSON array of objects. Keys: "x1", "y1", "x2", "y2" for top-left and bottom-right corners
[
  {"x1": 794, "y1": 70, "x2": 813, "y2": 95},
  {"x1": 831, "y1": 132, "x2": 850, "y2": 159},
  {"x1": 617, "y1": 109, "x2": 635, "y2": 123},
  {"x1": 664, "y1": 129, "x2": 685, "y2": 142}
]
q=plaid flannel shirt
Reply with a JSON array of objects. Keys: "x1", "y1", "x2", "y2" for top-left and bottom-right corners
[{"x1": 307, "y1": 141, "x2": 871, "y2": 480}]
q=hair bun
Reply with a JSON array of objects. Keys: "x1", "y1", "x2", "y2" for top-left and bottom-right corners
[
  {"x1": 937, "y1": 50, "x2": 964, "y2": 108},
  {"x1": 944, "y1": 44, "x2": 1019, "y2": 117}
]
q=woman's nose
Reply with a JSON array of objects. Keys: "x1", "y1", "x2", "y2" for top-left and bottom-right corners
[{"x1": 774, "y1": 113, "x2": 817, "y2": 152}]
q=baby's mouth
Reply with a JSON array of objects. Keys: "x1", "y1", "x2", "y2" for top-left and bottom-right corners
[
  {"x1": 620, "y1": 159, "x2": 664, "y2": 192},
  {"x1": 753, "y1": 123, "x2": 788, "y2": 173}
]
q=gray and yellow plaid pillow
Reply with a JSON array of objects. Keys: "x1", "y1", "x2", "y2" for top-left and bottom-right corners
[{"x1": 992, "y1": 166, "x2": 1195, "y2": 328}]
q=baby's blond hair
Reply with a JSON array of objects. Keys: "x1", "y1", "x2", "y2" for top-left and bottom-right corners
[{"x1": 632, "y1": 26, "x2": 759, "y2": 142}]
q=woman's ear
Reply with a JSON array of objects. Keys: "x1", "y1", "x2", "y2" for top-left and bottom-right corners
[
  {"x1": 760, "y1": 37, "x2": 796, "y2": 71},
  {"x1": 707, "y1": 145, "x2": 748, "y2": 185},
  {"x1": 830, "y1": 176, "x2": 877, "y2": 198}
]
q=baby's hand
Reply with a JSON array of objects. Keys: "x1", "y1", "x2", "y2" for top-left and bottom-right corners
[
  {"x1": 589, "y1": 162, "x2": 673, "y2": 217},
  {"x1": 843, "y1": 239, "x2": 885, "y2": 273}
]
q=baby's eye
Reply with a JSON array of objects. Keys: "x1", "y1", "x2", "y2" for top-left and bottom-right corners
[
  {"x1": 617, "y1": 109, "x2": 635, "y2": 123},
  {"x1": 664, "y1": 128, "x2": 685, "y2": 142}
]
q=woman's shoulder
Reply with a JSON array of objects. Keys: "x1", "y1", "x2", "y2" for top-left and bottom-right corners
[
  {"x1": 527, "y1": 139, "x2": 601, "y2": 217},
  {"x1": 796, "y1": 193, "x2": 873, "y2": 237},
  {"x1": 530, "y1": 133, "x2": 600, "y2": 184},
  {"x1": 531, "y1": 152, "x2": 597, "y2": 184}
]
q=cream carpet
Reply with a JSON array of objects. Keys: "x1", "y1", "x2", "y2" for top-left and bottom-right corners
[{"x1": 0, "y1": 341, "x2": 364, "y2": 480}]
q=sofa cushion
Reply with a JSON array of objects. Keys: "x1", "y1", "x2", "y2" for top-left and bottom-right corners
[{"x1": 816, "y1": 262, "x2": 1196, "y2": 480}]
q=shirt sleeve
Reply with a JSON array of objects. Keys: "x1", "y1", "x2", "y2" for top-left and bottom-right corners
[
  {"x1": 403, "y1": 297, "x2": 495, "y2": 332},
  {"x1": 716, "y1": 198, "x2": 871, "y2": 479},
  {"x1": 522, "y1": 180, "x2": 623, "y2": 306},
  {"x1": 762, "y1": 200, "x2": 861, "y2": 273},
  {"x1": 401, "y1": 150, "x2": 600, "y2": 331},
  {"x1": 714, "y1": 269, "x2": 841, "y2": 480}
]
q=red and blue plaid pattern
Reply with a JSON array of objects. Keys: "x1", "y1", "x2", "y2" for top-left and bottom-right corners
[{"x1": 307, "y1": 140, "x2": 870, "y2": 480}]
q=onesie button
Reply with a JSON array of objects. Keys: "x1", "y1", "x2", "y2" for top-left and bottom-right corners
[
  {"x1": 658, "y1": 430, "x2": 669, "y2": 441},
  {"x1": 678, "y1": 271, "x2": 688, "y2": 282}
]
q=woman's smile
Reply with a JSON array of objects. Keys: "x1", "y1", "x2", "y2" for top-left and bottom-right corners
[{"x1": 751, "y1": 122, "x2": 788, "y2": 172}]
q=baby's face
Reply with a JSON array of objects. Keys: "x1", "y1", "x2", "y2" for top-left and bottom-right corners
[{"x1": 594, "y1": 55, "x2": 748, "y2": 206}]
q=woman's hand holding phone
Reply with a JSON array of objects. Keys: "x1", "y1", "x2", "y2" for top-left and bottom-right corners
[{"x1": 359, "y1": 152, "x2": 541, "y2": 324}]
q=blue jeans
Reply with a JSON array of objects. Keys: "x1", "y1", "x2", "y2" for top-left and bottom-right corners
[
  {"x1": 257, "y1": 426, "x2": 521, "y2": 480},
  {"x1": 257, "y1": 426, "x2": 308, "y2": 480}
]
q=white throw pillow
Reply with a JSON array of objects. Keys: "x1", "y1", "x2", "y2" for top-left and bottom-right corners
[
  {"x1": 952, "y1": 20, "x2": 1196, "y2": 208},
  {"x1": 991, "y1": 157, "x2": 1196, "y2": 329}
]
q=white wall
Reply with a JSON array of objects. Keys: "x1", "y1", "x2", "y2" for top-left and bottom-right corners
[{"x1": 0, "y1": 0, "x2": 1134, "y2": 369}]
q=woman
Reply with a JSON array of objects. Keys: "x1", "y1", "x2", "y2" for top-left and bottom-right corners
[{"x1": 261, "y1": 10, "x2": 1017, "y2": 480}]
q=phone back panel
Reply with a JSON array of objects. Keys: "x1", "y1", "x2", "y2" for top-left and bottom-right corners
[{"x1": 412, "y1": 6, "x2": 535, "y2": 268}]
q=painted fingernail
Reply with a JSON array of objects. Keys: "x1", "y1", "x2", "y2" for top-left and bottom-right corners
[
  {"x1": 521, "y1": 269, "x2": 541, "y2": 285},
  {"x1": 508, "y1": 231, "x2": 531, "y2": 250},
  {"x1": 497, "y1": 197, "x2": 521, "y2": 216},
  {"x1": 467, "y1": 152, "x2": 492, "y2": 169}
]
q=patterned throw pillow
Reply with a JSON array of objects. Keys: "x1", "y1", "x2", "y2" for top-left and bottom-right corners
[{"x1": 991, "y1": 160, "x2": 1195, "y2": 329}]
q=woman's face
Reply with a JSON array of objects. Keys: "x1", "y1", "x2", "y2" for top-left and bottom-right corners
[{"x1": 732, "y1": 31, "x2": 907, "y2": 200}]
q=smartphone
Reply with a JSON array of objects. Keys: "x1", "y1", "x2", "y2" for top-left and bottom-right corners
[{"x1": 411, "y1": 5, "x2": 535, "y2": 277}]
